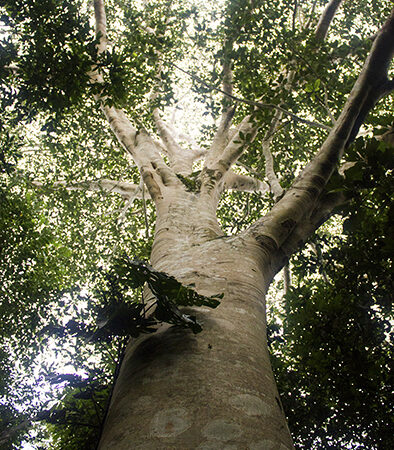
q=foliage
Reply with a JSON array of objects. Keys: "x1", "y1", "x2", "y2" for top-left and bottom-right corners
[
  {"x1": 26, "y1": 257, "x2": 221, "y2": 448},
  {"x1": 269, "y1": 138, "x2": 394, "y2": 448},
  {"x1": 66, "y1": 256, "x2": 222, "y2": 340},
  {"x1": 175, "y1": 171, "x2": 202, "y2": 192},
  {"x1": 0, "y1": 0, "x2": 95, "y2": 120},
  {"x1": 0, "y1": 0, "x2": 393, "y2": 448},
  {"x1": 40, "y1": 371, "x2": 110, "y2": 450}
]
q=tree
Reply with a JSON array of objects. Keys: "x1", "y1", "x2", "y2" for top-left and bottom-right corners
[{"x1": 0, "y1": 0, "x2": 393, "y2": 448}]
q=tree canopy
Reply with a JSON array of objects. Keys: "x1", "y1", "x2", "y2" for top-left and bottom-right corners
[{"x1": 0, "y1": 0, "x2": 393, "y2": 448}]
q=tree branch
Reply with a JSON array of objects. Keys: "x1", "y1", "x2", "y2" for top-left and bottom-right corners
[
  {"x1": 304, "y1": 0, "x2": 319, "y2": 30},
  {"x1": 262, "y1": 111, "x2": 285, "y2": 200},
  {"x1": 31, "y1": 179, "x2": 150, "y2": 199},
  {"x1": 235, "y1": 161, "x2": 264, "y2": 179},
  {"x1": 144, "y1": 11, "x2": 200, "y2": 178},
  {"x1": 222, "y1": 58, "x2": 234, "y2": 101},
  {"x1": 153, "y1": 110, "x2": 186, "y2": 158},
  {"x1": 0, "y1": 419, "x2": 31, "y2": 447},
  {"x1": 292, "y1": 1, "x2": 298, "y2": 32},
  {"x1": 315, "y1": 0, "x2": 344, "y2": 41},
  {"x1": 283, "y1": 264, "x2": 291, "y2": 295},
  {"x1": 201, "y1": 114, "x2": 258, "y2": 194},
  {"x1": 265, "y1": 189, "x2": 348, "y2": 277},
  {"x1": 205, "y1": 105, "x2": 237, "y2": 167},
  {"x1": 171, "y1": 61, "x2": 331, "y2": 130},
  {"x1": 247, "y1": 9, "x2": 394, "y2": 250},
  {"x1": 311, "y1": 242, "x2": 329, "y2": 283},
  {"x1": 147, "y1": 15, "x2": 181, "y2": 159},
  {"x1": 278, "y1": 190, "x2": 348, "y2": 261},
  {"x1": 90, "y1": 1, "x2": 179, "y2": 202},
  {"x1": 263, "y1": 142, "x2": 284, "y2": 200},
  {"x1": 206, "y1": 39, "x2": 236, "y2": 167},
  {"x1": 152, "y1": 104, "x2": 204, "y2": 176},
  {"x1": 223, "y1": 172, "x2": 269, "y2": 194},
  {"x1": 93, "y1": 0, "x2": 107, "y2": 54}
]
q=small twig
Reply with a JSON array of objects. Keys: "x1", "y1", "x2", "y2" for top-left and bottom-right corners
[{"x1": 304, "y1": 0, "x2": 319, "y2": 30}]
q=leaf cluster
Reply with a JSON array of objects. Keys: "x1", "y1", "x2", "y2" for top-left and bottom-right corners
[
  {"x1": 93, "y1": 256, "x2": 222, "y2": 337},
  {"x1": 26, "y1": 257, "x2": 222, "y2": 448},
  {"x1": 270, "y1": 137, "x2": 393, "y2": 448},
  {"x1": 38, "y1": 370, "x2": 111, "y2": 450}
]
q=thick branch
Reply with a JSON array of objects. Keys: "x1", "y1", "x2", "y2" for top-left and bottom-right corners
[
  {"x1": 31, "y1": 179, "x2": 150, "y2": 199},
  {"x1": 90, "y1": 1, "x2": 179, "y2": 202},
  {"x1": 247, "y1": 9, "x2": 394, "y2": 250},
  {"x1": 136, "y1": 130, "x2": 182, "y2": 198},
  {"x1": 263, "y1": 141, "x2": 284, "y2": 200},
  {"x1": 262, "y1": 110, "x2": 285, "y2": 200},
  {"x1": 206, "y1": 42, "x2": 236, "y2": 167},
  {"x1": 223, "y1": 172, "x2": 269, "y2": 194},
  {"x1": 153, "y1": 110, "x2": 183, "y2": 155},
  {"x1": 205, "y1": 106, "x2": 236, "y2": 167},
  {"x1": 103, "y1": 108, "x2": 179, "y2": 200},
  {"x1": 143, "y1": 11, "x2": 199, "y2": 178},
  {"x1": 266, "y1": 189, "x2": 348, "y2": 277},
  {"x1": 219, "y1": 115, "x2": 258, "y2": 167},
  {"x1": 278, "y1": 190, "x2": 348, "y2": 260},
  {"x1": 148, "y1": 19, "x2": 183, "y2": 161},
  {"x1": 315, "y1": 0, "x2": 344, "y2": 41},
  {"x1": 90, "y1": 2, "x2": 137, "y2": 159},
  {"x1": 93, "y1": 0, "x2": 107, "y2": 54},
  {"x1": 152, "y1": 108, "x2": 202, "y2": 175},
  {"x1": 90, "y1": 0, "x2": 108, "y2": 86},
  {"x1": 222, "y1": 59, "x2": 234, "y2": 100},
  {"x1": 201, "y1": 115, "x2": 258, "y2": 194}
]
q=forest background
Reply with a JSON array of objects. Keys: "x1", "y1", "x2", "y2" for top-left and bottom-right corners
[{"x1": 0, "y1": 0, "x2": 393, "y2": 448}]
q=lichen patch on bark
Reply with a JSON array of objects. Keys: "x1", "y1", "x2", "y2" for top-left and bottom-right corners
[
  {"x1": 230, "y1": 393, "x2": 272, "y2": 416},
  {"x1": 150, "y1": 407, "x2": 191, "y2": 437},
  {"x1": 249, "y1": 439, "x2": 277, "y2": 449},
  {"x1": 202, "y1": 419, "x2": 243, "y2": 441},
  {"x1": 198, "y1": 442, "x2": 238, "y2": 450}
]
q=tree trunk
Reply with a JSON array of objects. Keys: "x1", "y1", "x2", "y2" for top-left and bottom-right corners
[{"x1": 98, "y1": 193, "x2": 293, "y2": 449}]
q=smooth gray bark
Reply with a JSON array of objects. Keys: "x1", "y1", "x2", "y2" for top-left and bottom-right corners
[
  {"x1": 98, "y1": 194, "x2": 293, "y2": 449},
  {"x1": 315, "y1": 0, "x2": 344, "y2": 40},
  {"x1": 90, "y1": 2, "x2": 394, "y2": 448}
]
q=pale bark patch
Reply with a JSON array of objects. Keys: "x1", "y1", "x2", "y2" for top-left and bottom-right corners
[
  {"x1": 142, "y1": 364, "x2": 179, "y2": 385},
  {"x1": 198, "y1": 442, "x2": 238, "y2": 449},
  {"x1": 249, "y1": 439, "x2": 277, "y2": 449},
  {"x1": 250, "y1": 440, "x2": 292, "y2": 450},
  {"x1": 132, "y1": 395, "x2": 153, "y2": 411},
  {"x1": 202, "y1": 419, "x2": 243, "y2": 441},
  {"x1": 150, "y1": 407, "x2": 191, "y2": 437},
  {"x1": 230, "y1": 393, "x2": 272, "y2": 417},
  {"x1": 214, "y1": 317, "x2": 238, "y2": 332}
]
